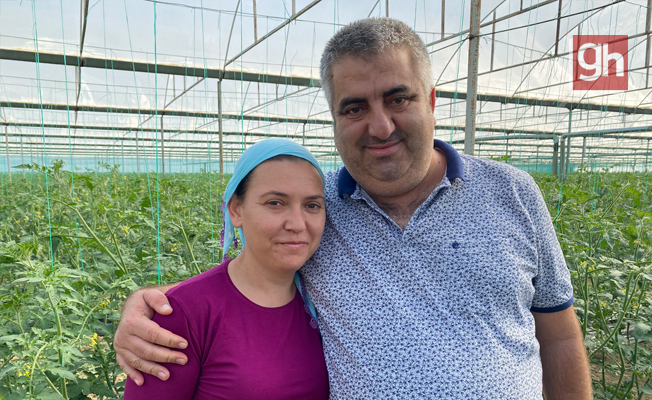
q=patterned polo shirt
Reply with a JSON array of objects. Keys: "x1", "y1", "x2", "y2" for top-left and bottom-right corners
[{"x1": 301, "y1": 139, "x2": 574, "y2": 400}]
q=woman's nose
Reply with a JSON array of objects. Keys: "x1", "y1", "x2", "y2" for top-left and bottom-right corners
[{"x1": 284, "y1": 206, "x2": 307, "y2": 232}]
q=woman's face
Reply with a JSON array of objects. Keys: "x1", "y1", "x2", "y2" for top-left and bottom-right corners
[{"x1": 228, "y1": 159, "x2": 325, "y2": 272}]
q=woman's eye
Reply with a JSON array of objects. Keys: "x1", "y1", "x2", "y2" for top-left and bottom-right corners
[
  {"x1": 267, "y1": 200, "x2": 282, "y2": 206},
  {"x1": 306, "y1": 203, "x2": 322, "y2": 210}
]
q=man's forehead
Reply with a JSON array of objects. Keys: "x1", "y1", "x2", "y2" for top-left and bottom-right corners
[{"x1": 330, "y1": 49, "x2": 417, "y2": 97}]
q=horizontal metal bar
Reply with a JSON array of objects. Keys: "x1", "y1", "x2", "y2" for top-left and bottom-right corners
[
  {"x1": 4, "y1": 48, "x2": 650, "y2": 116},
  {"x1": 0, "y1": 121, "x2": 334, "y2": 141},
  {"x1": 435, "y1": 91, "x2": 652, "y2": 116},
  {"x1": 0, "y1": 48, "x2": 321, "y2": 88},
  {"x1": 0, "y1": 101, "x2": 333, "y2": 126}
]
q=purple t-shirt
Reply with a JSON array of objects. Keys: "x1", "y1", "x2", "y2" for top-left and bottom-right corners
[{"x1": 123, "y1": 260, "x2": 329, "y2": 400}]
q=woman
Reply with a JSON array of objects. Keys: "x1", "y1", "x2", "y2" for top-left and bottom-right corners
[{"x1": 123, "y1": 139, "x2": 329, "y2": 399}]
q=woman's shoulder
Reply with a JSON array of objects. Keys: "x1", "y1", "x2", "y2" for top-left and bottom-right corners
[{"x1": 165, "y1": 260, "x2": 232, "y2": 313}]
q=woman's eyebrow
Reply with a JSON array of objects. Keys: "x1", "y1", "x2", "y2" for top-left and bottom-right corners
[
  {"x1": 260, "y1": 191, "x2": 289, "y2": 197},
  {"x1": 305, "y1": 195, "x2": 325, "y2": 200}
]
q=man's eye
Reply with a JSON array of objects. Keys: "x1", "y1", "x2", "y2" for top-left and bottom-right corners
[
  {"x1": 392, "y1": 97, "x2": 406, "y2": 105},
  {"x1": 347, "y1": 107, "x2": 362, "y2": 115}
]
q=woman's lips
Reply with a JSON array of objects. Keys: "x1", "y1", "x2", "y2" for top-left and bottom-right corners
[
  {"x1": 365, "y1": 141, "x2": 401, "y2": 157},
  {"x1": 280, "y1": 242, "x2": 308, "y2": 249}
]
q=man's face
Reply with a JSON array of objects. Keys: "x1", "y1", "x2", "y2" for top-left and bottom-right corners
[{"x1": 330, "y1": 47, "x2": 436, "y2": 198}]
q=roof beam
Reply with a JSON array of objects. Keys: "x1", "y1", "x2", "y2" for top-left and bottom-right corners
[
  {"x1": 3, "y1": 47, "x2": 651, "y2": 115},
  {"x1": 0, "y1": 102, "x2": 333, "y2": 126},
  {"x1": 0, "y1": 48, "x2": 320, "y2": 88}
]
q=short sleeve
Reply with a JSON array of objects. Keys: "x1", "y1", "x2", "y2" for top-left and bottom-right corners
[
  {"x1": 123, "y1": 296, "x2": 202, "y2": 400},
  {"x1": 521, "y1": 175, "x2": 575, "y2": 313}
]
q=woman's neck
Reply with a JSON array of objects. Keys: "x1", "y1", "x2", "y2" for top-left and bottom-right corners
[{"x1": 227, "y1": 251, "x2": 297, "y2": 308}]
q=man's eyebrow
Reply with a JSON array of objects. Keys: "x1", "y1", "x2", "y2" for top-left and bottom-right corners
[
  {"x1": 338, "y1": 97, "x2": 367, "y2": 115},
  {"x1": 382, "y1": 85, "x2": 412, "y2": 98}
]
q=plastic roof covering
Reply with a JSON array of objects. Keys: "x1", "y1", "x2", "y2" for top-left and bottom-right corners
[{"x1": 0, "y1": 0, "x2": 650, "y2": 173}]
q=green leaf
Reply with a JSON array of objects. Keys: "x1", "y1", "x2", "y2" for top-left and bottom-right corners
[
  {"x1": 35, "y1": 391, "x2": 65, "y2": 400},
  {"x1": 634, "y1": 322, "x2": 651, "y2": 339},
  {"x1": 48, "y1": 367, "x2": 77, "y2": 382}
]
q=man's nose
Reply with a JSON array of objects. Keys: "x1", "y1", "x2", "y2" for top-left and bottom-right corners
[{"x1": 367, "y1": 106, "x2": 395, "y2": 140}]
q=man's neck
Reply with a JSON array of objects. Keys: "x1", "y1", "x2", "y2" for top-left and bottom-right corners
[{"x1": 367, "y1": 149, "x2": 446, "y2": 230}]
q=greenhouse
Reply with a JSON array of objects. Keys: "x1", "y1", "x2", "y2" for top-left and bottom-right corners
[{"x1": 0, "y1": 0, "x2": 651, "y2": 399}]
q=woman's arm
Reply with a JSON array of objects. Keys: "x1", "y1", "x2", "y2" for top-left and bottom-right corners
[{"x1": 122, "y1": 296, "x2": 201, "y2": 400}]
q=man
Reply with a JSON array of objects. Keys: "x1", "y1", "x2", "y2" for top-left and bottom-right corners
[{"x1": 114, "y1": 18, "x2": 592, "y2": 399}]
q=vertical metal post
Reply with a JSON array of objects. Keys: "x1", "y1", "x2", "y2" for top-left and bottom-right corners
[
  {"x1": 646, "y1": 0, "x2": 652, "y2": 87},
  {"x1": 559, "y1": 136, "x2": 565, "y2": 178},
  {"x1": 218, "y1": 80, "x2": 224, "y2": 175},
  {"x1": 441, "y1": 0, "x2": 445, "y2": 40},
  {"x1": 464, "y1": 0, "x2": 481, "y2": 155},
  {"x1": 303, "y1": 123, "x2": 306, "y2": 146},
  {"x1": 160, "y1": 115, "x2": 165, "y2": 177},
  {"x1": 565, "y1": 136, "x2": 572, "y2": 177},
  {"x1": 4, "y1": 125, "x2": 10, "y2": 180},
  {"x1": 135, "y1": 130, "x2": 140, "y2": 173},
  {"x1": 581, "y1": 136, "x2": 586, "y2": 165},
  {"x1": 490, "y1": 11, "x2": 496, "y2": 71},
  {"x1": 536, "y1": 146, "x2": 540, "y2": 172},
  {"x1": 253, "y1": 0, "x2": 258, "y2": 40},
  {"x1": 552, "y1": 135, "x2": 559, "y2": 176},
  {"x1": 554, "y1": 0, "x2": 562, "y2": 56},
  {"x1": 646, "y1": 139, "x2": 650, "y2": 172},
  {"x1": 505, "y1": 134, "x2": 509, "y2": 156},
  {"x1": 386, "y1": 0, "x2": 389, "y2": 17},
  {"x1": 20, "y1": 134, "x2": 24, "y2": 177}
]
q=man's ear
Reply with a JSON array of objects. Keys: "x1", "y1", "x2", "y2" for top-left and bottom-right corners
[
  {"x1": 429, "y1": 87, "x2": 436, "y2": 113},
  {"x1": 227, "y1": 196, "x2": 244, "y2": 228}
]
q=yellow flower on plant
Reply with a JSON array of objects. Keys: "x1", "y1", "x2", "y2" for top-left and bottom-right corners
[
  {"x1": 601, "y1": 302, "x2": 607, "y2": 307},
  {"x1": 90, "y1": 332, "x2": 98, "y2": 346},
  {"x1": 634, "y1": 240, "x2": 639, "y2": 244},
  {"x1": 621, "y1": 289, "x2": 626, "y2": 293},
  {"x1": 633, "y1": 305, "x2": 639, "y2": 309},
  {"x1": 123, "y1": 226, "x2": 129, "y2": 234}
]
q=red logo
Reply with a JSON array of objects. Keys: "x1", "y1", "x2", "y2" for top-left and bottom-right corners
[{"x1": 573, "y1": 35, "x2": 628, "y2": 90}]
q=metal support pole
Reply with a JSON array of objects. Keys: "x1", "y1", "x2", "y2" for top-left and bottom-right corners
[
  {"x1": 647, "y1": 140, "x2": 650, "y2": 172},
  {"x1": 218, "y1": 80, "x2": 224, "y2": 175},
  {"x1": 4, "y1": 125, "x2": 10, "y2": 180},
  {"x1": 441, "y1": 0, "x2": 445, "y2": 40},
  {"x1": 490, "y1": 11, "x2": 496, "y2": 71},
  {"x1": 161, "y1": 116, "x2": 165, "y2": 177},
  {"x1": 646, "y1": 0, "x2": 652, "y2": 87},
  {"x1": 303, "y1": 123, "x2": 306, "y2": 146},
  {"x1": 554, "y1": 0, "x2": 562, "y2": 56},
  {"x1": 386, "y1": 0, "x2": 389, "y2": 17},
  {"x1": 292, "y1": 0, "x2": 296, "y2": 16},
  {"x1": 536, "y1": 146, "x2": 540, "y2": 172},
  {"x1": 464, "y1": 0, "x2": 481, "y2": 155},
  {"x1": 135, "y1": 131, "x2": 140, "y2": 173},
  {"x1": 581, "y1": 136, "x2": 586, "y2": 165},
  {"x1": 565, "y1": 136, "x2": 572, "y2": 177},
  {"x1": 559, "y1": 136, "x2": 565, "y2": 178},
  {"x1": 552, "y1": 135, "x2": 559, "y2": 176}
]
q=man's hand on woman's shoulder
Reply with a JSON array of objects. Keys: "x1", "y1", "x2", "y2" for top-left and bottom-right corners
[{"x1": 114, "y1": 284, "x2": 188, "y2": 386}]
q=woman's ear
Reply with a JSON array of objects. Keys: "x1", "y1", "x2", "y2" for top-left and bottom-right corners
[{"x1": 227, "y1": 196, "x2": 244, "y2": 228}]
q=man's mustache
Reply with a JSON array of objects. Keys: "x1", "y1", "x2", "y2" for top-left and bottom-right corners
[{"x1": 358, "y1": 131, "x2": 407, "y2": 147}]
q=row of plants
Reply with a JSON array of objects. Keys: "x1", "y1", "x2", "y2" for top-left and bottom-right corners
[{"x1": 0, "y1": 160, "x2": 650, "y2": 399}]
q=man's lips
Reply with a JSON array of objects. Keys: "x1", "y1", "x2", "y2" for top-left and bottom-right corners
[{"x1": 365, "y1": 141, "x2": 401, "y2": 157}]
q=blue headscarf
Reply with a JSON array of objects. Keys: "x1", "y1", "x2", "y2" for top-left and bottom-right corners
[{"x1": 221, "y1": 138, "x2": 325, "y2": 258}]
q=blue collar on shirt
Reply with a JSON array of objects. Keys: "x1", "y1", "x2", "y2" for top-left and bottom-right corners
[{"x1": 337, "y1": 138, "x2": 466, "y2": 197}]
